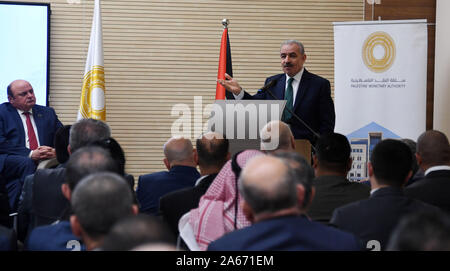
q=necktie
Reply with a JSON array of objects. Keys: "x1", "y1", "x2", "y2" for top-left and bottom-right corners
[
  {"x1": 23, "y1": 112, "x2": 38, "y2": 150},
  {"x1": 282, "y1": 77, "x2": 294, "y2": 122}
]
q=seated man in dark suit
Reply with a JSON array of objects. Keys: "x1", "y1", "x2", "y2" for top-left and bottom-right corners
[
  {"x1": 0, "y1": 80, "x2": 63, "y2": 211},
  {"x1": 360, "y1": 138, "x2": 423, "y2": 188},
  {"x1": 208, "y1": 154, "x2": 362, "y2": 251},
  {"x1": 26, "y1": 118, "x2": 111, "y2": 231},
  {"x1": 387, "y1": 209, "x2": 450, "y2": 251},
  {"x1": 17, "y1": 124, "x2": 72, "y2": 241},
  {"x1": 137, "y1": 136, "x2": 200, "y2": 216},
  {"x1": 159, "y1": 132, "x2": 230, "y2": 237},
  {"x1": 26, "y1": 146, "x2": 122, "y2": 251},
  {"x1": 70, "y1": 172, "x2": 138, "y2": 251},
  {"x1": 330, "y1": 139, "x2": 439, "y2": 250},
  {"x1": 405, "y1": 130, "x2": 450, "y2": 212},
  {"x1": 307, "y1": 133, "x2": 370, "y2": 223}
]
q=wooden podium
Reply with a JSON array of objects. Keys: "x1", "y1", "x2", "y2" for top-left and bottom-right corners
[{"x1": 294, "y1": 139, "x2": 312, "y2": 164}]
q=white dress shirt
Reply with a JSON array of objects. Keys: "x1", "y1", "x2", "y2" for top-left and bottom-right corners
[{"x1": 425, "y1": 165, "x2": 450, "y2": 176}]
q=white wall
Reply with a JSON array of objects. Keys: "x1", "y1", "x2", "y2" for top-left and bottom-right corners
[{"x1": 433, "y1": 0, "x2": 450, "y2": 137}]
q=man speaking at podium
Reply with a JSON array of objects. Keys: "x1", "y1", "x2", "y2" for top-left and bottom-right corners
[{"x1": 218, "y1": 40, "x2": 335, "y2": 144}]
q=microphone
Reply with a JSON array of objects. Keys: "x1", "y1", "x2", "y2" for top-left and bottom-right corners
[
  {"x1": 260, "y1": 79, "x2": 321, "y2": 145},
  {"x1": 259, "y1": 79, "x2": 277, "y2": 92}
]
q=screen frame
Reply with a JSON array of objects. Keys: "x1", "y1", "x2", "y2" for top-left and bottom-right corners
[{"x1": 0, "y1": 1, "x2": 51, "y2": 106}]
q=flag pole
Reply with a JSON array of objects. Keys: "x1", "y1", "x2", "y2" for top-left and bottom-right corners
[
  {"x1": 215, "y1": 19, "x2": 230, "y2": 100},
  {"x1": 78, "y1": 0, "x2": 106, "y2": 121},
  {"x1": 222, "y1": 18, "x2": 229, "y2": 29}
]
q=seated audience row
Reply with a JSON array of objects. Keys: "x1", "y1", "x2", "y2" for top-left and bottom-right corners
[{"x1": 2, "y1": 116, "x2": 450, "y2": 251}]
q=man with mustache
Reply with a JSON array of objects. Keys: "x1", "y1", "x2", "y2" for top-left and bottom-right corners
[
  {"x1": 0, "y1": 79, "x2": 62, "y2": 212},
  {"x1": 218, "y1": 40, "x2": 335, "y2": 144}
]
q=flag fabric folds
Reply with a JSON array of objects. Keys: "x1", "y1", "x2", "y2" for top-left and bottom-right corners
[
  {"x1": 215, "y1": 27, "x2": 233, "y2": 100},
  {"x1": 77, "y1": 0, "x2": 106, "y2": 121}
]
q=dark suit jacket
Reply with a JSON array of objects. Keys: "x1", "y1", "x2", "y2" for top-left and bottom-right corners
[
  {"x1": 240, "y1": 69, "x2": 335, "y2": 142},
  {"x1": 307, "y1": 175, "x2": 370, "y2": 223},
  {"x1": 0, "y1": 224, "x2": 16, "y2": 251},
  {"x1": 136, "y1": 166, "x2": 200, "y2": 216},
  {"x1": 159, "y1": 173, "x2": 218, "y2": 236},
  {"x1": 26, "y1": 221, "x2": 85, "y2": 251},
  {"x1": 330, "y1": 187, "x2": 439, "y2": 250},
  {"x1": 207, "y1": 215, "x2": 362, "y2": 251},
  {"x1": 17, "y1": 173, "x2": 35, "y2": 241},
  {"x1": 405, "y1": 169, "x2": 450, "y2": 212},
  {"x1": 31, "y1": 167, "x2": 70, "y2": 227},
  {"x1": 0, "y1": 102, "x2": 63, "y2": 172},
  {"x1": 0, "y1": 175, "x2": 11, "y2": 228}
]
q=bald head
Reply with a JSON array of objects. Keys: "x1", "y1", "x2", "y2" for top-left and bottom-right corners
[
  {"x1": 260, "y1": 120, "x2": 295, "y2": 152},
  {"x1": 239, "y1": 156, "x2": 298, "y2": 216},
  {"x1": 417, "y1": 130, "x2": 450, "y2": 169},
  {"x1": 7, "y1": 79, "x2": 36, "y2": 111},
  {"x1": 163, "y1": 136, "x2": 195, "y2": 166}
]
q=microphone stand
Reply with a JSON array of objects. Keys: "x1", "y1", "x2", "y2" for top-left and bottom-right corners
[{"x1": 260, "y1": 80, "x2": 320, "y2": 150}]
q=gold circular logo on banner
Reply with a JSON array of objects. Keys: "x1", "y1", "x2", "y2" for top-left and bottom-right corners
[
  {"x1": 362, "y1": 31, "x2": 396, "y2": 73},
  {"x1": 80, "y1": 65, "x2": 106, "y2": 120}
]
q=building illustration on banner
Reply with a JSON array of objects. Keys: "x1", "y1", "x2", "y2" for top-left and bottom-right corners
[{"x1": 346, "y1": 122, "x2": 400, "y2": 181}]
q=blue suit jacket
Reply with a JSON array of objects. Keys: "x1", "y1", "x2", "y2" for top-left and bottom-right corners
[
  {"x1": 136, "y1": 165, "x2": 200, "y2": 216},
  {"x1": 241, "y1": 69, "x2": 335, "y2": 142},
  {"x1": 26, "y1": 221, "x2": 85, "y2": 251},
  {"x1": 207, "y1": 215, "x2": 362, "y2": 251},
  {"x1": 0, "y1": 224, "x2": 16, "y2": 251},
  {"x1": 0, "y1": 102, "x2": 63, "y2": 172},
  {"x1": 330, "y1": 187, "x2": 439, "y2": 250}
]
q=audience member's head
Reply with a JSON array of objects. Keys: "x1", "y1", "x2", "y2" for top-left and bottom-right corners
[
  {"x1": 196, "y1": 132, "x2": 230, "y2": 175},
  {"x1": 69, "y1": 118, "x2": 111, "y2": 153},
  {"x1": 272, "y1": 151, "x2": 315, "y2": 211},
  {"x1": 101, "y1": 214, "x2": 175, "y2": 251},
  {"x1": 131, "y1": 243, "x2": 177, "y2": 251},
  {"x1": 260, "y1": 120, "x2": 295, "y2": 153},
  {"x1": 88, "y1": 137, "x2": 126, "y2": 176},
  {"x1": 416, "y1": 130, "x2": 450, "y2": 171},
  {"x1": 54, "y1": 125, "x2": 72, "y2": 164},
  {"x1": 163, "y1": 136, "x2": 197, "y2": 169},
  {"x1": 369, "y1": 139, "x2": 412, "y2": 188},
  {"x1": 70, "y1": 172, "x2": 138, "y2": 250},
  {"x1": 239, "y1": 155, "x2": 300, "y2": 223},
  {"x1": 400, "y1": 138, "x2": 420, "y2": 176},
  {"x1": 388, "y1": 209, "x2": 450, "y2": 251},
  {"x1": 313, "y1": 132, "x2": 351, "y2": 176},
  {"x1": 63, "y1": 146, "x2": 119, "y2": 194}
]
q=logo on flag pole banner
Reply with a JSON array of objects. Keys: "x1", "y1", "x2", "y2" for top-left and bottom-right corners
[
  {"x1": 79, "y1": 65, "x2": 105, "y2": 120},
  {"x1": 362, "y1": 31, "x2": 396, "y2": 73}
]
